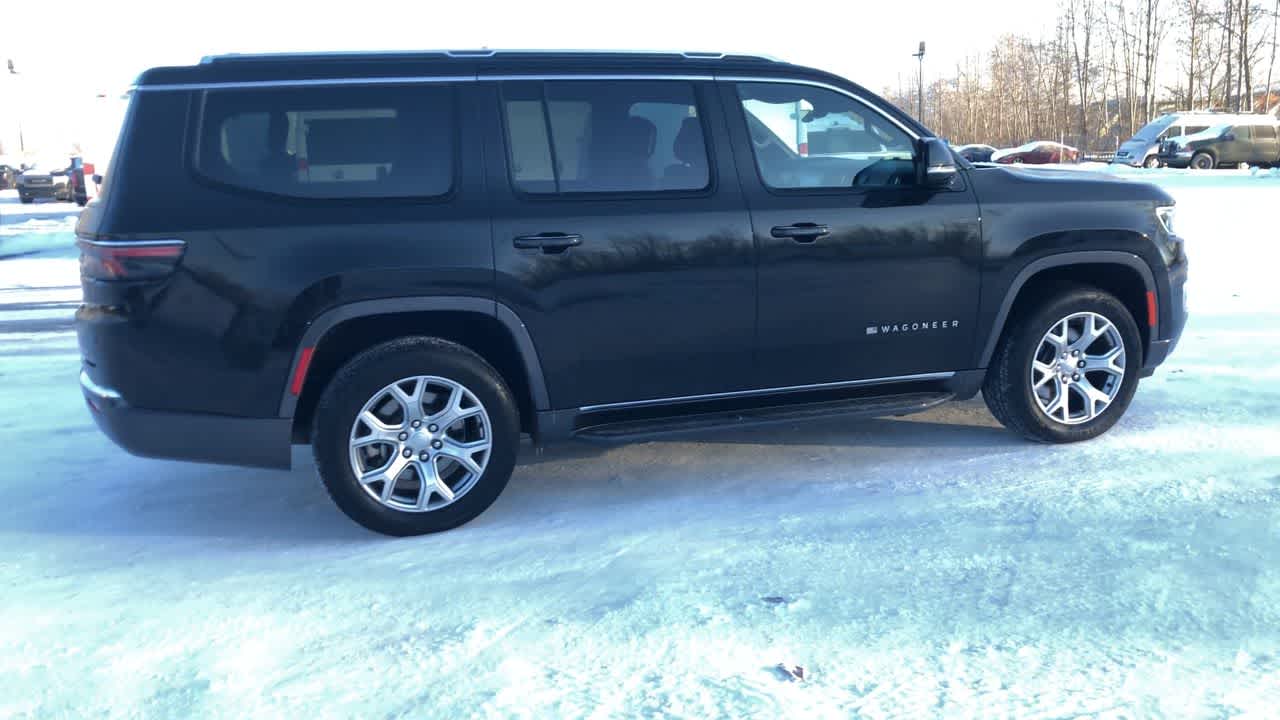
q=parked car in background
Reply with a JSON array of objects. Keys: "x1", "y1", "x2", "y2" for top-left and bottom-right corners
[
  {"x1": 953, "y1": 144, "x2": 997, "y2": 163},
  {"x1": 0, "y1": 163, "x2": 18, "y2": 190},
  {"x1": 1158, "y1": 119, "x2": 1280, "y2": 169},
  {"x1": 15, "y1": 159, "x2": 72, "y2": 203},
  {"x1": 992, "y1": 141, "x2": 1080, "y2": 165},
  {"x1": 1111, "y1": 112, "x2": 1232, "y2": 167}
]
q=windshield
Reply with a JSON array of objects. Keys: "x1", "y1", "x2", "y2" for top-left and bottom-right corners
[{"x1": 1130, "y1": 116, "x2": 1177, "y2": 142}]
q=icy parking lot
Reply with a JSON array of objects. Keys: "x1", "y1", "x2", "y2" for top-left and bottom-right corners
[{"x1": 1, "y1": 170, "x2": 1278, "y2": 717}]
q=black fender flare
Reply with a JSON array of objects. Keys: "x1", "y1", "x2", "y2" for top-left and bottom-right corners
[
  {"x1": 978, "y1": 251, "x2": 1157, "y2": 368},
  {"x1": 277, "y1": 297, "x2": 549, "y2": 417}
]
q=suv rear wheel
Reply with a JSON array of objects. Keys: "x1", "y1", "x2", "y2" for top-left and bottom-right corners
[
  {"x1": 1190, "y1": 152, "x2": 1215, "y2": 170},
  {"x1": 983, "y1": 287, "x2": 1141, "y2": 443},
  {"x1": 312, "y1": 337, "x2": 520, "y2": 536}
]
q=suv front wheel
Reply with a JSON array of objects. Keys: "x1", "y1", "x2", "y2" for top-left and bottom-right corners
[
  {"x1": 312, "y1": 337, "x2": 520, "y2": 536},
  {"x1": 1190, "y1": 152, "x2": 1215, "y2": 170},
  {"x1": 983, "y1": 287, "x2": 1141, "y2": 443}
]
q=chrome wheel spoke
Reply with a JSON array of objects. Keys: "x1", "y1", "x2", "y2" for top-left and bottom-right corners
[
  {"x1": 413, "y1": 459, "x2": 453, "y2": 509},
  {"x1": 1077, "y1": 378, "x2": 1112, "y2": 420},
  {"x1": 438, "y1": 438, "x2": 487, "y2": 477},
  {"x1": 431, "y1": 385, "x2": 482, "y2": 428},
  {"x1": 1042, "y1": 378, "x2": 1069, "y2": 421},
  {"x1": 1032, "y1": 360, "x2": 1056, "y2": 388},
  {"x1": 1086, "y1": 345, "x2": 1125, "y2": 378},
  {"x1": 1072, "y1": 314, "x2": 1111, "y2": 352},
  {"x1": 390, "y1": 377, "x2": 425, "y2": 421},
  {"x1": 1045, "y1": 319, "x2": 1069, "y2": 352}
]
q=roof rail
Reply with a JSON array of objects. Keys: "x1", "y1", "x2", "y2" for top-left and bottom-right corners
[{"x1": 199, "y1": 49, "x2": 783, "y2": 65}]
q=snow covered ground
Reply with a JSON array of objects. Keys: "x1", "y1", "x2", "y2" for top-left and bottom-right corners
[{"x1": 0, "y1": 171, "x2": 1278, "y2": 718}]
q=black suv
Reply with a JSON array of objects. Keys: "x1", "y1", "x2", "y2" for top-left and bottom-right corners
[
  {"x1": 1159, "y1": 118, "x2": 1280, "y2": 169},
  {"x1": 76, "y1": 50, "x2": 1188, "y2": 535}
]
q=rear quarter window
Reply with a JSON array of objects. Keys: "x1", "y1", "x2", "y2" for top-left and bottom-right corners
[{"x1": 193, "y1": 83, "x2": 455, "y2": 199}]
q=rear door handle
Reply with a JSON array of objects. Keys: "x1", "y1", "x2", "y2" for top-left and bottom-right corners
[
  {"x1": 513, "y1": 232, "x2": 583, "y2": 253},
  {"x1": 770, "y1": 223, "x2": 830, "y2": 243}
]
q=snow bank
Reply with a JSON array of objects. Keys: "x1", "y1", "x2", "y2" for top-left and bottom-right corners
[{"x1": 0, "y1": 169, "x2": 1278, "y2": 718}]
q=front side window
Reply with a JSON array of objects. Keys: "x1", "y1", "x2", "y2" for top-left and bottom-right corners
[
  {"x1": 736, "y1": 82, "x2": 916, "y2": 189},
  {"x1": 502, "y1": 80, "x2": 709, "y2": 194},
  {"x1": 196, "y1": 84, "x2": 454, "y2": 199}
]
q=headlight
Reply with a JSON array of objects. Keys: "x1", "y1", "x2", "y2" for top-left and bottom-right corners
[{"x1": 1156, "y1": 205, "x2": 1175, "y2": 235}]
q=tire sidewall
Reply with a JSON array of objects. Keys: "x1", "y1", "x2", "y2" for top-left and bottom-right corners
[
  {"x1": 1005, "y1": 290, "x2": 1142, "y2": 442},
  {"x1": 312, "y1": 339, "x2": 520, "y2": 536},
  {"x1": 1191, "y1": 152, "x2": 1214, "y2": 170}
]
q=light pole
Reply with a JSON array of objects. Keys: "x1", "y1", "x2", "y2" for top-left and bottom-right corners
[{"x1": 912, "y1": 42, "x2": 926, "y2": 121}]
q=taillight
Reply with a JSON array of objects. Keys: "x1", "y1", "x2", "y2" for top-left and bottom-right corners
[{"x1": 77, "y1": 238, "x2": 186, "y2": 281}]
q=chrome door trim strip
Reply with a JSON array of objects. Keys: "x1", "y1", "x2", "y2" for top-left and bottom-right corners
[
  {"x1": 132, "y1": 75, "x2": 476, "y2": 92},
  {"x1": 578, "y1": 372, "x2": 954, "y2": 413}
]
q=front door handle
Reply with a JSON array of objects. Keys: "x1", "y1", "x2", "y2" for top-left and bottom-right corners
[
  {"x1": 771, "y1": 223, "x2": 830, "y2": 243},
  {"x1": 513, "y1": 232, "x2": 583, "y2": 254}
]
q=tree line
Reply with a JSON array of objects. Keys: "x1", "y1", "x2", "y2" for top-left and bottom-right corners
[{"x1": 883, "y1": 0, "x2": 1280, "y2": 151}]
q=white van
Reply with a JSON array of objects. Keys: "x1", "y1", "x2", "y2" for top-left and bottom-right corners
[{"x1": 1113, "y1": 112, "x2": 1262, "y2": 167}]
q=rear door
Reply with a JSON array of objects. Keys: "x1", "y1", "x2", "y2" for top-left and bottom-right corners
[
  {"x1": 481, "y1": 78, "x2": 756, "y2": 410},
  {"x1": 722, "y1": 80, "x2": 982, "y2": 388},
  {"x1": 1251, "y1": 124, "x2": 1279, "y2": 163}
]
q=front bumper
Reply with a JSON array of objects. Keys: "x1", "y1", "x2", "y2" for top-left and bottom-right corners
[
  {"x1": 18, "y1": 183, "x2": 59, "y2": 199},
  {"x1": 81, "y1": 369, "x2": 291, "y2": 469},
  {"x1": 1158, "y1": 153, "x2": 1194, "y2": 168},
  {"x1": 1140, "y1": 253, "x2": 1188, "y2": 376}
]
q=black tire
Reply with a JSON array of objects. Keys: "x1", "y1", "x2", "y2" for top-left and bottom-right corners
[
  {"x1": 983, "y1": 287, "x2": 1142, "y2": 443},
  {"x1": 1142, "y1": 155, "x2": 1161, "y2": 169},
  {"x1": 312, "y1": 337, "x2": 520, "y2": 536},
  {"x1": 1190, "y1": 152, "x2": 1215, "y2": 170}
]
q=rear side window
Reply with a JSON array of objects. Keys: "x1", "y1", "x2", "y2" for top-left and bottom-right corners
[
  {"x1": 501, "y1": 80, "x2": 709, "y2": 194},
  {"x1": 195, "y1": 84, "x2": 454, "y2": 199},
  {"x1": 1254, "y1": 125, "x2": 1277, "y2": 140}
]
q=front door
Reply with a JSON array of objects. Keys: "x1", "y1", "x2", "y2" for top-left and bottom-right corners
[
  {"x1": 482, "y1": 78, "x2": 756, "y2": 410},
  {"x1": 722, "y1": 80, "x2": 982, "y2": 388}
]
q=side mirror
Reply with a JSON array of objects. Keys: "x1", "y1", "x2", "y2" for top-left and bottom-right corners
[
  {"x1": 919, "y1": 137, "x2": 958, "y2": 187},
  {"x1": 1222, "y1": 133, "x2": 1236, "y2": 142}
]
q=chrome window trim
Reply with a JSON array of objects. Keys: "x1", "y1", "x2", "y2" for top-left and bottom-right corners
[
  {"x1": 578, "y1": 372, "x2": 954, "y2": 412},
  {"x1": 128, "y1": 73, "x2": 907, "y2": 144},
  {"x1": 75, "y1": 237, "x2": 186, "y2": 247},
  {"x1": 718, "y1": 75, "x2": 922, "y2": 141},
  {"x1": 133, "y1": 75, "x2": 475, "y2": 92},
  {"x1": 479, "y1": 74, "x2": 715, "y2": 82}
]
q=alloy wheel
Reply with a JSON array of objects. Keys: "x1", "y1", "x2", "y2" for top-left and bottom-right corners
[
  {"x1": 1029, "y1": 312, "x2": 1126, "y2": 425},
  {"x1": 348, "y1": 375, "x2": 491, "y2": 512}
]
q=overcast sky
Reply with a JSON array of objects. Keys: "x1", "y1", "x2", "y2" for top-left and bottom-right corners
[{"x1": 2, "y1": 0, "x2": 1060, "y2": 157}]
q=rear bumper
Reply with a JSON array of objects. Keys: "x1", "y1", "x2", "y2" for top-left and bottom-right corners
[{"x1": 81, "y1": 369, "x2": 291, "y2": 469}]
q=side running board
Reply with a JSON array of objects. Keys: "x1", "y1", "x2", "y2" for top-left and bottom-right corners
[{"x1": 574, "y1": 391, "x2": 954, "y2": 443}]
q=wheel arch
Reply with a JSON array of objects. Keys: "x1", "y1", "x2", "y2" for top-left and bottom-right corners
[
  {"x1": 280, "y1": 298, "x2": 549, "y2": 442},
  {"x1": 979, "y1": 252, "x2": 1156, "y2": 369}
]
